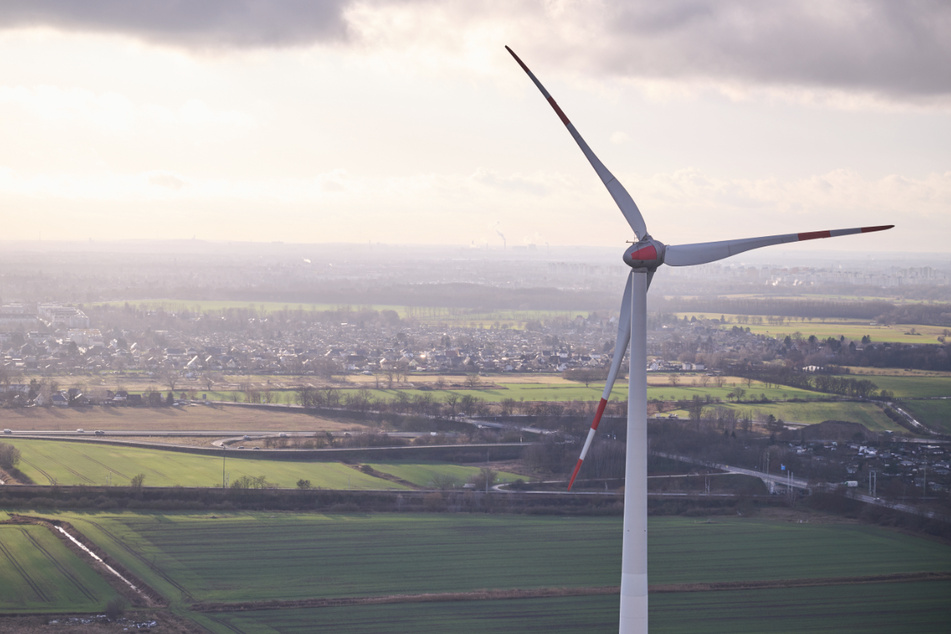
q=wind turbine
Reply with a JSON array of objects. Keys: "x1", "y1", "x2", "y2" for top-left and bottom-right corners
[{"x1": 505, "y1": 46, "x2": 893, "y2": 634}]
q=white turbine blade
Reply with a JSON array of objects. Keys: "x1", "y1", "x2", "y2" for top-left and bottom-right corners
[
  {"x1": 664, "y1": 225, "x2": 894, "y2": 267},
  {"x1": 568, "y1": 273, "x2": 634, "y2": 490},
  {"x1": 506, "y1": 46, "x2": 648, "y2": 241}
]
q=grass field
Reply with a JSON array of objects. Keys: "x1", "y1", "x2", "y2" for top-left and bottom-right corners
[
  {"x1": 843, "y1": 374, "x2": 951, "y2": 399},
  {"x1": 7, "y1": 512, "x2": 948, "y2": 633},
  {"x1": 208, "y1": 583, "x2": 951, "y2": 634},
  {"x1": 5, "y1": 438, "x2": 409, "y2": 489},
  {"x1": 709, "y1": 401, "x2": 902, "y2": 433},
  {"x1": 94, "y1": 299, "x2": 582, "y2": 328},
  {"x1": 0, "y1": 523, "x2": 117, "y2": 614},
  {"x1": 898, "y1": 400, "x2": 951, "y2": 435},
  {"x1": 0, "y1": 403, "x2": 363, "y2": 433},
  {"x1": 675, "y1": 313, "x2": 949, "y2": 345},
  {"x1": 4, "y1": 439, "x2": 521, "y2": 489}
]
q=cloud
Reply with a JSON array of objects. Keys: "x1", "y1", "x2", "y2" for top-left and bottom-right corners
[
  {"x1": 4, "y1": 1, "x2": 948, "y2": 103},
  {"x1": 0, "y1": 0, "x2": 352, "y2": 50},
  {"x1": 560, "y1": 1, "x2": 951, "y2": 102}
]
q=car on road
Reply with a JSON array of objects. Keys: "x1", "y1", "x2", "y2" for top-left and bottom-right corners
[{"x1": 94, "y1": 430, "x2": 105, "y2": 436}]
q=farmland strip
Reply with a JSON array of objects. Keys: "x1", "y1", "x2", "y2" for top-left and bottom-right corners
[
  {"x1": 77, "y1": 452, "x2": 129, "y2": 480},
  {"x1": 19, "y1": 458, "x2": 55, "y2": 485},
  {"x1": 0, "y1": 537, "x2": 50, "y2": 602},
  {"x1": 19, "y1": 528, "x2": 98, "y2": 602},
  {"x1": 84, "y1": 520, "x2": 194, "y2": 602},
  {"x1": 193, "y1": 571, "x2": 951, "y2": 613}
]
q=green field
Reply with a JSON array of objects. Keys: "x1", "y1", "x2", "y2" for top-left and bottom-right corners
[
  {"x1": 208, "y1": 583, "x2": 951, "y2": 634},
  {"x1": 899, "y1": 400, "x2": 951, "y2": 435},
  {"x1": 847, "y1": 374, "x2": 951, "y2": 399},
  {"x1": 710, "y1": 401, "x2": 902, "y2": 433},
  {"x1": 676, "y1": 313, "x2": 949, "y2": 345},
  {"x1": 204, "y1": 379, "x2": 823, "y2": 408},
  {"x1": 0, "y1": 523, "x2": 118, "y2": 613},
  {"x1": 94, "y1": 299, "x2": 583, "y2": 328},
  {"x1": 365, "y1": 461, "x2": 519, "y2": 488},
  {"x1": 4, "y1": 439, "x2": 520, "y2": 489},
  {"x1": 6, "y1": 439, "x2": 407, "y2": 489},
  {"x1": 6, "y1": 512, "x2": 948, "y2": 633}
]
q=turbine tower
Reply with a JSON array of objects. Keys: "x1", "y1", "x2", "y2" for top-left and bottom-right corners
[{"x1": 505, "y1": 46, "x2": 893, "y2": 634}]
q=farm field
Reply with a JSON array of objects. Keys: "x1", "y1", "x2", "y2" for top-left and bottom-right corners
[
  {"x1": 94, "y1": 299, "x2": 581, "y2": 328},
  {"x1": 193, "y1": 379, "x2": 823, "y2": 407},
  {"x1": 2, "y1": 439, "x2": 521, "y2": 489},
  {"x1": 709, "y1": 401, "x2": 902, "y2": 433},
  {"x1": 841, "y1": 373, "x2": 951, "y2": 399},
  {"x1": 208, "y1": 582, "x2": 951, "y2": 634},
  {"x1": 675, "y1": 313, "x2": 948, "y2": 345},
  {"x1": 3, "y1": 512, "x2": 948, "y2": 632},
  {"x1": 0, "y1": 523, "x2": 117, "y2": 614},
  {"x1": 0, "y1": 403, "x2": 363, "y2": 433},
  {"x1": 4, "y1": 439, "x2": 407, "y2": 489},
  {"x1": 899, "y1": 400, "x2": 951, "y2": 435}
]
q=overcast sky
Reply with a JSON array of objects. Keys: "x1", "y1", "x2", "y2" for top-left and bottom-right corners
[{"x1": 1, "y1": 0, "x2": 948, "y2": 253}]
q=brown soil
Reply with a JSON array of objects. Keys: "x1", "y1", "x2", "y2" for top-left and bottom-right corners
[{"x1": 0, "y1": 613, "x2": 202, "y2": 633}]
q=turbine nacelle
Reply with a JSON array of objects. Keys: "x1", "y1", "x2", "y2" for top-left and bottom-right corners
[{"x1": 622, "y1": 237, "x2": 665, "y2": 271}]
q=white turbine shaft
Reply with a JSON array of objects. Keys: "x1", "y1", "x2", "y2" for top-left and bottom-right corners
[{"x1": 620, "y1": 270, "x2": 649, "y2": 633}]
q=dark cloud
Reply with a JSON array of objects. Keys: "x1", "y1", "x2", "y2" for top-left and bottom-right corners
[
  {"x1": 597, "y1": 1, "x2": 951, "y2": 99},
  {"x1": 0, "y1": 0, "x2": 352, "y2": 49}
]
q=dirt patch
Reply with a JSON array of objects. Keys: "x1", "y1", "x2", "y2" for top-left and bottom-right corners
[{"x1": 0, "y1": 612, "x2": 202, "y2": 633}]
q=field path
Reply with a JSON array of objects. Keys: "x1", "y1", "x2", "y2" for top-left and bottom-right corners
[{"x1": 83, "y1": 519, "x2": 195, "y2": 602}]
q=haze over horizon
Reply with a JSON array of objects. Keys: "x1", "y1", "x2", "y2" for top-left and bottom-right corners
[{"x1": 1, "y1": 1, "x2": 948, "y2": 253}]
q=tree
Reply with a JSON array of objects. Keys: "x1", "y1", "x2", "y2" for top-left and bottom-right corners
[
  {"x1": 163, "y1": 370, "x2": 179, "y2": 391},
  {"x1": 471, "y1": 467, "x2": 497, "y2": 492},
  {"x1": 296, "y1": 479, "x2": 313, "y2": 490},
  {"x1": 687, "y1": 395, "x2": 705, "y2": 429},
  {"x1": 130, "y1": 473, "x2": 146, "y2": 488},
  {"x1": 0, "y1": 443, "x2": 21, "y2": 470}
]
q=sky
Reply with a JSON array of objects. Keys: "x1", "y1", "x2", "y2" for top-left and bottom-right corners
[{"x1": 0, "y1": 0, "x2": 949, "y2": 253}]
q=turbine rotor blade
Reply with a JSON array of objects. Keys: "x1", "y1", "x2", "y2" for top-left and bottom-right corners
[
  {"x1": 506, "y1": 46, "x2": 648, "y2": 241},
  {"x1": 569, "y1": 273, "x2": 635, "y2": 490},
  {"x1": 664, "y1": 225, "x2": 894, "y2": 267}
]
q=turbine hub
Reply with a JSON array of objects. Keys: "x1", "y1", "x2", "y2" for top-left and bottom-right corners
[{"x1": 623, "y1": 237, "x2": 665, "y2": 270}]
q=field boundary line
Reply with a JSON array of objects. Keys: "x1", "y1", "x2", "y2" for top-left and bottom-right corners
[
  {"x1": 192, "y1": 586, "x2": 619, "y2": 612},
  {"x1": 192, "y1": 571, "x2": 951, "y2": 613},
  {"x1": 650, "y1": 571, "x2": 951, "y2": 593}
]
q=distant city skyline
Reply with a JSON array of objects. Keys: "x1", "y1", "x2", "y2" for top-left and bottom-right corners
[{"x1": 0, "y1": 1, "x2": 948, "y2": 252}]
